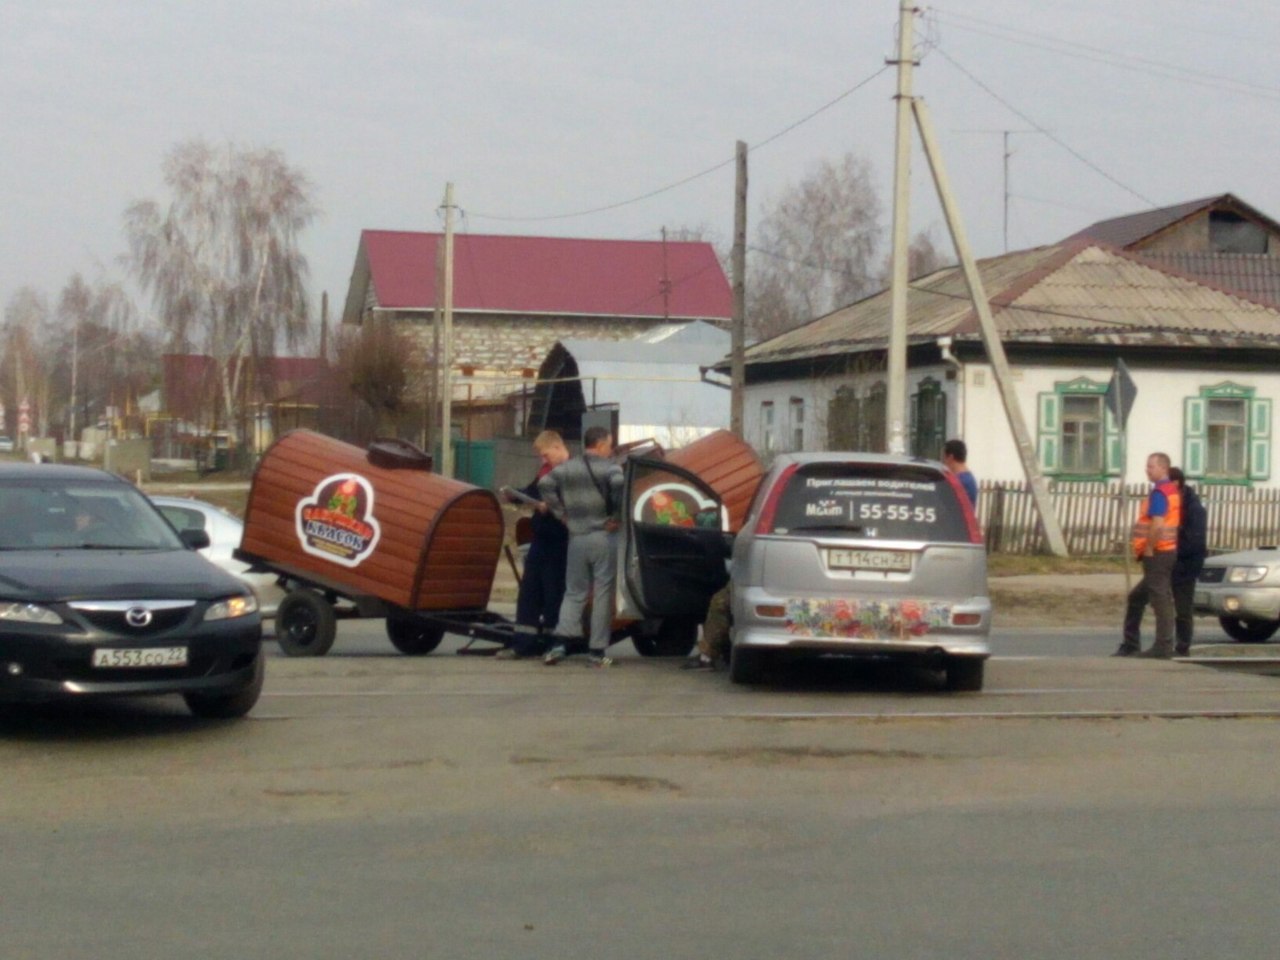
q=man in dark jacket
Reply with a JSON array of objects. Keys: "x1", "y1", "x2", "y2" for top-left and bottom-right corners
[
  {"x1": 1119, "y1": 466, "x2": 1207, "y2": 657},
  {"x1": 1170, "y1": 467, "x2": 1208, "y2": 656},
  {"x1": 498, "y1": 430, "x2": 570, "y2": 658}
]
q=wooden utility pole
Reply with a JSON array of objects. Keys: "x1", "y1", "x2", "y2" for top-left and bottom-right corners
[
  {"x1": 912, "y1": 98, "x2": 1068, "y2": 556},
  {"x1": 885, "y1": 0, "x2": 917, "y2": 455},
  {"x1": 318, "y1": 291, "x2": 329, "y2": 359},
  {"x1": 731, "y1": 140, "x2": 748, "y2": 438},
  {"x1": 439, "y1": 182, "x2": 456, "y2": 478},
  {"x1": 660, "y1": 226, "x2": 672, "y2": 320},
  {"x1": 426, "y1": 237, "x2": 443, "y2": 454}
]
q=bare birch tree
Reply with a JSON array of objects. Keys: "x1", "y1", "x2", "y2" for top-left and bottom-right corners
[
  {"x1": 124, "y1": 141, "x2": 316, "y2": 437},
  {"x1": 749, "y1": 153, "x2": 883, "y2": 341},
  {"x1": 55, "y1": 274, "x2": 157, "y2": 437},
  {"x1": 2, "y1": 288, "x2": 55, "y2": 438}
]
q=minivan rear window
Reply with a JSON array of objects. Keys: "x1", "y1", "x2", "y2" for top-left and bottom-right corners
[{"x1": 767, "y1": 462, "x2": 971, "y2": 543}]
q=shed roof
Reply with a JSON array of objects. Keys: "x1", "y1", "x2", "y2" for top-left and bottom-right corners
[
  {"x1": 736, "y1": 242, "x2": 1280, "y2": 368},
  {"x1": 1061, "y1": 193, "x2": 1280, "y2": 249},
  {"x1": 344, "y1": 230, "x2": 732, "y2": 322}
]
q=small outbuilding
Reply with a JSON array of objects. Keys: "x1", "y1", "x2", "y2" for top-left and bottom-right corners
[{"x1": 527, "y1": 322, "x2": 731, "y2": 447}]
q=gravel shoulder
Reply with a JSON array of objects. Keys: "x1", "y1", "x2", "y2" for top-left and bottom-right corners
[{"x1": 991, "y1": 573, "x2": 1130, "y2": 627}]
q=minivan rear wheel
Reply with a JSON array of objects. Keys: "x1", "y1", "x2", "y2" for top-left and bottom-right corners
[
  {"x1": 944, "y1": 656, "x2": 985, "y2": 692},
  {"x1": 729, "y1": 646, "x2": 766, "y2": 684}
]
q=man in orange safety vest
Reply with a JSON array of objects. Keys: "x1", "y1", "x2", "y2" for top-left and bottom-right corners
[{"x1": 1114, "y1": 451, "x2": 1181, "y2": 659}]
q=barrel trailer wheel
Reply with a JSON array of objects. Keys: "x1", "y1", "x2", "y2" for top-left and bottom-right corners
[
  {"x1": 275, "y1": 589, "x2": 337, "y2": 657},
  {"x1": 385, "y1": 611, "x2": 446, "y2": 655}
]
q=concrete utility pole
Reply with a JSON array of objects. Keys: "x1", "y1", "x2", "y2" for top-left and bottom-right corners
[
  {"x1": 730, "y1": 140, "x2": 748, "y2": 438},
  {"x1": 912, "y1": 99, "x2": 1068, "y2": 556},
  {"x1": 439, "y1": 182, "x2": 457, "y2": 478},
  {"x1": 885, "y1": 0, "x2": 916, "y2": 456},
  {"x1": 883, "y1": 3, "x2": 1066, "y2": 555}
]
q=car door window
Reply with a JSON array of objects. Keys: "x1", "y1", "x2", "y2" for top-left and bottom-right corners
[
  {"x1": 160, "y1": 505, "x2": 206, "y2": 535},
  {"x1": 623, "y1": 457, "x2": 729, "y2": 619}
]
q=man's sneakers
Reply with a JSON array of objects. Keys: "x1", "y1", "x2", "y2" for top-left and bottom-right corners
[
  {"x1": 543, "y1": 645, "x2": 613, "y2": 667},
  {"x1": 681, "y1": 653, "x2": 718, "y2": 671},
  {"x1": 1112, "y1": 643, "x2": 1139, "y2": 657}
]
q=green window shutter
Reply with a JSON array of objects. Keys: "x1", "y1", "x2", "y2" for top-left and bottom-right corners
[
  {"x1": 1104, "y1": 406, "x2": 1123, "y2": 476},
  {"x1": 1184, "y1": 397, "x2": 1206, "y2": 478},
  {"x1": 1037, "y1": 392, "x2": 1059, "y2": 472},
  {"x1": 1250, "y1": 397, "x2": 1272, "y2": 481}
]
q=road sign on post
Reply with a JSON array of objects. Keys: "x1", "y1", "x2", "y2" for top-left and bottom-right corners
[
  {"x1": 1105, "y1": 359, "x2": 1137, "y2": 430},
  {"x1": 18, "y1": 398, "x2": 31, "y2": 436}
]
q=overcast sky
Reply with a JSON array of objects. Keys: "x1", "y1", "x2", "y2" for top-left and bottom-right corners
[{"x1": 5, "y1": 0, "x2": 1280, "y2": 335}]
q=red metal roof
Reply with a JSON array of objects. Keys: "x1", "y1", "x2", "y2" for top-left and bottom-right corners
[{"x1": 360, "y1": 230, "x2": 732, "y2": 320}]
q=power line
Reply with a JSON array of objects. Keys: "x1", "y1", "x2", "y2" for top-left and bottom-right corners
[
  {"x1": 467, "y1": 65, "x2": 892, "y2": 224},
  {"x1": 932, "y1": 9, "x2": 1280, "y2": 102},
  {"x1": 931, "y1": 46, "x2": 1158, "y2": 208}
]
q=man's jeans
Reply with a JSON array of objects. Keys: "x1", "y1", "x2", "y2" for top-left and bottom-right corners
[{"x1": 1120, "y1": 552, "x2": 1177, "y2": 653}]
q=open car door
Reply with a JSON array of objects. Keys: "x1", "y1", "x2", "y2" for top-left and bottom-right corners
[{"x1": 622, "y1": 456, "x2": 730, "y2": 623}]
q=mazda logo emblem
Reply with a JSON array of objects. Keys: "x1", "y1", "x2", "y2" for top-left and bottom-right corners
[{"x1": 125, "y1": 607, "x2": 154, "y2": 628}]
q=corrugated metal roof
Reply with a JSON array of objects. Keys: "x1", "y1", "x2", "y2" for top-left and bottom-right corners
[
  {"x1": 1131, "y1": 252, "x2": 1280, "y2": 307},
  {"x1": 357, "y1": 230, "x2": 732, "y2": 320},
  {"x1": 741, "y1": 243, "x2": 1280, "y2": 366}
]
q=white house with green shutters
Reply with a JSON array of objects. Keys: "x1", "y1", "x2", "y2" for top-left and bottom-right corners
[{"x1": 728, "y1": 240, "x2": 1280, "y2": 489}]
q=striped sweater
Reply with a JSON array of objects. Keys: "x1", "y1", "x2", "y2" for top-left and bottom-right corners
[{"x1": 537, "y1": 453, "x2": 624, "y2": 536}]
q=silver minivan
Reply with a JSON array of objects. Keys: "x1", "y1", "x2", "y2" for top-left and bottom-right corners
[{"x1": 728, "y1": 453, "x2": 990, "y2": 689}]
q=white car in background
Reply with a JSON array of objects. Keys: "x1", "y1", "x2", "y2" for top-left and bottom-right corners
[
  {"x1": 0, "y1": 435, "x2": 14, "y2": 452},
  {"x1": 149, "y1": 495, "x2": 284, "y2": 617}
]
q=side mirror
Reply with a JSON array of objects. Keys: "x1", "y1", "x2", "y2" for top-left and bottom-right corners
[{"x1": 180, "y1": 528, "x2": 211, "y2": 550}]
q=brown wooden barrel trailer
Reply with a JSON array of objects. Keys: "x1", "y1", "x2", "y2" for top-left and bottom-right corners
[
  {"x1": 236, "y1": 428, "x2": 764, "y2": 659},
  {"x1": 236, "y1": 430, "x2": 504, "y2": 656}
]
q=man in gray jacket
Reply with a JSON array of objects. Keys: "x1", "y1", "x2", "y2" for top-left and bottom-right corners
[{"x1": 538, "y1": 426, "x2": 625, "y2": 667}]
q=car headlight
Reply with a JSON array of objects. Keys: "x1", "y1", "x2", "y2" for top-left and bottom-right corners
[
  {"x1": 203, "y1": 594, "x2": 259, "y2": 621},
  {"x1": 0, "y1": 602, "x2": 64, "y2": 625},
  {"x1": 1227, "y1": 566, "x2": 1269, "y2": 584}
]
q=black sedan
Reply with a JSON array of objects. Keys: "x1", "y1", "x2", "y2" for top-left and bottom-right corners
[{"x1": 0, "y1": 463, "x2": 263, "y2": 717}]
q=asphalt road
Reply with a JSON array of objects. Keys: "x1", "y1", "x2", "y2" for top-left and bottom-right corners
[
  {"x1": 265, "y1": 613, "x2": 1265, "y2": 660},
  {"x1": 3, "y1": 619, "x2": 1280, "y2": 960}
]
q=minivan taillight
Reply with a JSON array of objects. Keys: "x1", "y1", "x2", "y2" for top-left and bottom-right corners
[
  {"x1": 943, "y1": 471, "x2": 984, "y2": 544},
  {"x1": 754, "y1": 463, "x2": 800, "y2": 534}
]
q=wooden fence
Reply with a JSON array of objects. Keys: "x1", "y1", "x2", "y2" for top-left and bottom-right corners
[{"x1": 978, "y1": 480, "x2": 1280, "y2": 555}]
